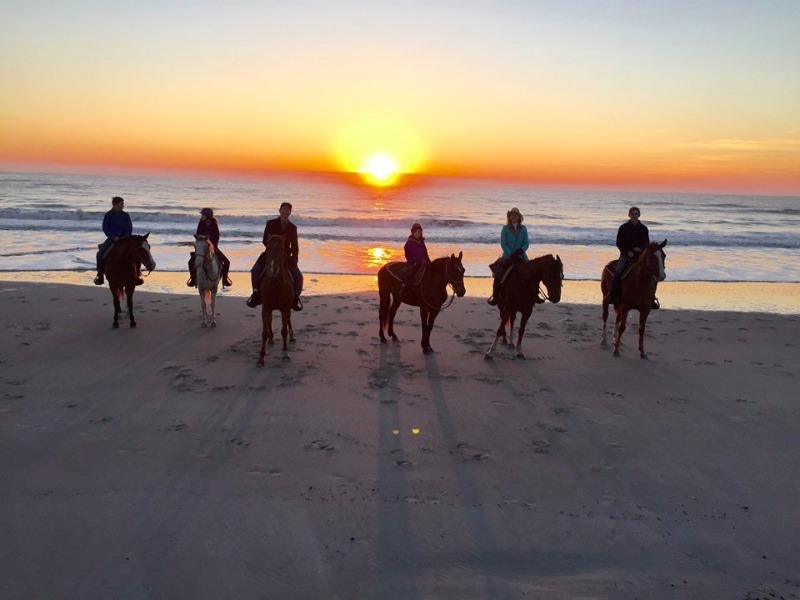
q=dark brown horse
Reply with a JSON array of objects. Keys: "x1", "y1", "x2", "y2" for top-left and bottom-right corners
[
  {"x1": 601, "y1": 240, "x2": 667, "y2": 359},
  {"x1": 485, "y1": 254, "x2": 564, "y2": 359},
  {"x1": 258, "y1": 234, "x2": 295, "y2": 364},
  {"x1": 103, "y1": 234, "x2": 156, "y2": 329},
  {"x1": 377, "y1": 253, "x2": 466, "y2": 353}
]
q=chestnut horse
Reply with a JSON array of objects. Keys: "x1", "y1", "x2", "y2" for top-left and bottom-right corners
[
  {"x1": 377, "y1": 252, "x2": 466, "y2": 353},
  {"x1": 193, "y1": 235, "x2": 221, "y2": 328},
  {"x1": 103, "y1": 234, "x2": 157, "y2": 329},
  {"x1": 601, "y1": 240, "x2": 667, "y2": 359},
  {"x1": 257, "y1": 234, "x2": 295, "y2": 364},
  {"x1": 485, "y1": 254, "x2": 564, "y2": 359}
]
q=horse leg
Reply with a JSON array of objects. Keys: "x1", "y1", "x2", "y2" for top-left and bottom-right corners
[
  {"x1": 281, "y1": 309, "x2": 291, "y2": 360},
  {"x1": 200, "y1": 287, "x2": 208, "y2": 327},
  {"x1": 126, "y1": 286, "x2": 136, "y2": 328},
  {"x1": 638, "y1": 309, "x2": 650, "y2": 359},
  {"x1": 378, "y1": 288, "x2": 390, "y2": 342},
  {"x1": 111, "y1": 287, "x2": 121, "y2": 329},
  {"x1": 515, "y1": 308, "x2": 533, "y2": 358},
  {"x1": 421, "y1": 308, "x2": 439, "y2": 353},
  {"x1": 288, "y1": 311, "x2": 295, "y2": 342},
  {"x1": 613, "y1": 307, "x2": 628, "y2": 356},
  {"x1": 258, "y1": 306, "x2": 270, "y2": 366},
  {"x1": 601, "y1": 299, "x2": 609, "y2": 345},
  {"x1": 387, "y1": 295, "x2": 402, "y2": 341},
  {"x1": 485, "y1": 309, "x2": 510, "y2": 359},
  {"x1": 508, "y1": 312, "x2": 517, "y2": 348},
  {"x1": 210, "y1": 289, "x2": 217, "y2": 327}
]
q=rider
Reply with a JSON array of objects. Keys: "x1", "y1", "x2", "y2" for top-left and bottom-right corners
[
  {"x1": 401, "y1": 223, "x2": 431, "y2": 294},
  {"x1": 246, "y1": 202, "x2": 303, "y2": 311},
  {"x1": 488, "y1": 207, "x2": 537, "y2": 305},
  {"x1": 609, "y1": 206, "x2": 659, "y2": 308},
  {"x1": 94, "y1": 196, "x2": 137, "y2": 285},
  {"x1": 186, "y1": 207, "x2": 233, "y2": 288}
]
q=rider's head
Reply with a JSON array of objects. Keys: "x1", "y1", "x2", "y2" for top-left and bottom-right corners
[
  {"x1": 507, "y1": 207, "x2": 523, "y2": 225},
  {"x1": 112, "y1": 196, "x2": 124, "y2": 211},
  {"x1": 200, "y1": 207, "x2": 214, "y2": 219},
  {"x1": 410, "y1": 223, "x2": 423, "y2": 238},
  {"x1": 628, "y1": 206, "x2": 641, "y2": 222},
  {"x1": 279, "y1": 202, "x2": 292, "y2": 220}
]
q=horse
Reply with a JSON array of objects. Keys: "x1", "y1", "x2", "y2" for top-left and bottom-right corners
[
  {"x1": 257, "y1": 234, "x2": 295, "y2": 364},
  {"x1": 377, "y1": 252, "x2": 466, "y2": 353},
  {"x1": 485, "y1": 254, "x2": 564, "y2": 359},
  {"x1": 601, "y1": 240, "x2": 667, "y2": 359},
  {"x1": 193, "y1": 235, "x2": 221, "y2": 328},
  {"x1": 103, "y1": 234, "x2": 157, "y2": 329}
]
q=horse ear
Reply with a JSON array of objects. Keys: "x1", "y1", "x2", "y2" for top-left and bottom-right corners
[
  {"x1": 458, "y1": 251, "x2": 463, "y2": 260},
  {"x1": 660, "y1": 239, "x2": 668, "y2": 248},
  {"x1": 143, "y1": 232, "x2": 150, "y2": 240},
  {"x1": 556, "y1": 254, "x2": 560, "y2": 261}
]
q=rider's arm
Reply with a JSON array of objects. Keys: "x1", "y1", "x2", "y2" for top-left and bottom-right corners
[
  {"x1": 520, "y1": 226, "x2": 529, "y2": 254},
  {"x1": 500, "y1": 226, "x2": 512, "y2": 257},
  {"x1": 122, "y1": 213, "x2": 132, "y2": 238}
]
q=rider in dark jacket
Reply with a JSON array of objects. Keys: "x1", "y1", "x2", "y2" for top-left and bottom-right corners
[
  {"x1": 609, "y1": 206, "x2": 659, "y2": 308},
  {"x1": 401, "y1": 223, "x2": 431, "y2": 292},
  {"x1": 94, "y1": 196, "x2": 134, "y2": 285},
  {"x1": 187, "y1": 208, "x2": 233, "y2": 288}
]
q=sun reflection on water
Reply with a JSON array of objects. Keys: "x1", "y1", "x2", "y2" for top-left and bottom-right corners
[{"x1": 366, "y1": 246, "x2": 399, "y2": 269}]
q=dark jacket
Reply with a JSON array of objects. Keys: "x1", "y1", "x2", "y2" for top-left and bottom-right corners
[
  {"x1": 263, "y1": 217, "x2": 299, "y2": 262},
  {"x1": 196, "y1": 218, "x2": 220, "y2": 247},
  {"x1": 404, "y1": 236, "x2": 430, "y2": 265},
  {"x1": 616, "y1": 221, "x2": 650, "y2": 256},
  {"x1": 102, "y1": 209, "x2": 132, "y2": 240}
]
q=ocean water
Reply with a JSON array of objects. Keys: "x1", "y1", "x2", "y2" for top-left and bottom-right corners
[{"x1": 1, "y1": 170, "x2": 799, "y2": 283}]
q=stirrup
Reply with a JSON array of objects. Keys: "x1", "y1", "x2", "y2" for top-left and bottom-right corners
[
  {"x1": 651, "y1": 297, "x2": 660, "y2": 310},
  {"x1": 292, "y1": 297, "x2": 303, "y2": 312},
  {"x1": 94, "y1": 274, "x2": 104, "y2": 285},
  {"x1": 187, "y1": 277, "x2": 196, "y2": 287},
  {"x1": 223, "y1": 276, "x2": 233, "y2": 287},
  {"x1": 246, "y1": 293, "x2": 261, "y2": 308},
  {"x1": 487, "y1": 296, "x2": 497, "y2": 306}
]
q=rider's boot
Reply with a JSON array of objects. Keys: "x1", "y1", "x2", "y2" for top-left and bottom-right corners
[
  {"x1": 187, "y1": 256, "x2": 196, "y2": 287},
  {"x1": 246, "y1": 290, "x2": 261, "y2": 308},
  {"x1": 487, "y1": 280, "x2": 499, "y2": 305},
  {"x1": 222, "y1": 267, "x2": 233, "y2": 288},
  {"x1": 651, "y1": 297, "x2": 660, "y2": 310},
  {"x1": 292, "y1": 295, "x2": 303, "y2": 311},
  {"x1": 94, "y1": 272, "x2": 104, "y2": 285}
]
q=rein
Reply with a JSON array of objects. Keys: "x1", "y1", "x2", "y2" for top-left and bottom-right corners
[{"x1": 419, "y1": 257, "x2": 458, "y2": 311}]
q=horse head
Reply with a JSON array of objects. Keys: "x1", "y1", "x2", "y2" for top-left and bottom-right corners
[
  {"x1": 193, "y1": 235, "x2": 216, "y2": 262},
  {"x1": 136, "y1": 233, "x2": 156, "y2": 273},
  {"x1": 641, "y1": 240, "x2": 667, "y2": 282},
  {"x1": 446, "y1": 251, "x2": 466, "y2": 297},
  {"x1": 265, "y1": 234, "x2": 286, "y2": 279},
  {"x1": 541, "y1": 254, "x2": 564, "y2": 303}
]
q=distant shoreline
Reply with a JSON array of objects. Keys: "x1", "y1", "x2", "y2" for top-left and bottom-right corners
[{"x1": 1, "y1": 270, "x2": 798, "y2": 314}]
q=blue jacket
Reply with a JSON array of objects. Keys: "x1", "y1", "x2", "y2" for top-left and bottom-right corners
[
  {"x1": 102, "y1": 209, "x2": 133, "y2": 240},
  {"x1": 501, "y1": 224, "x2": 529, "y2": 260},
  {"x1": 404, "y1": 236, "x2": 430, "y2": 265}
]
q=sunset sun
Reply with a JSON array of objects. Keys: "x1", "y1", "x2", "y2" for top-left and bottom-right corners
[{"x1": 359, "y1": 154, "x2": 399, "y2": 186}]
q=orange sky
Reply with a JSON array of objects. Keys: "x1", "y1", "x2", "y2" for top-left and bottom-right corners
[{"x1": 1, "y1": 2, "x2": 799, "y2": 194}]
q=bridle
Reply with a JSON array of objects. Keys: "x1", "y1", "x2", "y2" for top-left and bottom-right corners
[
  {"x1": 195, "y1": 241, "x2": 220, "y2": 281},
  {"x1": 536, "y1": 257, "x2": 564, "y2": 302},
  {"x1": 265, "y1": 236, "x2": 286, "y2": 280},
  {"x1": 419, "y1": 256, "x2": 463, "y2": 311}
]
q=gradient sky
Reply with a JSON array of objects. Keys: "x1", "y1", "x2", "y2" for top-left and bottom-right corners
[{"x1": 2, "y1": 0, "x2": 799, "y2": 194}]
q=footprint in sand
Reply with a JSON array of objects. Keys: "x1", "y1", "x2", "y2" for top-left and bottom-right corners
[
  {"x1": 305, "y1": 439, "x2": 334, "y2": 452},
  {"x1": 532, "y1": 440, "x2": 551, "y2": 454},
  {"x1": 229, "y1": 438, "x2": 250, "y2": 446}
]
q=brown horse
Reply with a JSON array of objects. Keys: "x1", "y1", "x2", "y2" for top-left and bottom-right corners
[
  {"x1": 601, "y1": 240, "x2": 667, "y2": 359},
  {"x1": 485, "y1": 254, "x2": 564, "y2": 359},
  {"x1": 377, "y1": 252, "x2": 466, "y2": 353},
  {"x1": 257, "y1": 234, "x2": 295, "y2": 364},
  {"x1": 103, "y1": 234, "x2": 157, "y2": 329}
]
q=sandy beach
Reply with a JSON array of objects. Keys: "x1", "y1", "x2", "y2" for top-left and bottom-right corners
[{"x1": 1, "y1": 278, "x2": 799, "y2": 599}]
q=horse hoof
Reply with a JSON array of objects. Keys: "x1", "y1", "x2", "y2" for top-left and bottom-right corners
[
  {"x1": 202, "y1": 322, "x2": 207, "y2": 328},
  {"x1": 484, "y1": 353, "x2": 493, "y2": 361},
  {"x1": 600, "y1": 339, "x2": 607, "y2": 347},
  {"x1": 130, "y1": 322, "x2": 137, "y2": 328},
  {"x1": 257, "y1": 358, "x2": 264, "y2": 366},
  {"x1": 380, "y1": 338, "x2": 387, "y2": 344},
  {"x1": 112, "y1": 322, "x2": 119, "y2": 329},
  {"x1": 423, "y1": 347, "x2": 434, "y2": 354},
  {"x1": 211, "y1": 322, "x2": 217, "y2": 328},
  {"x1": 282, "y1": 354, "x2": 291, "y2": 362},
  {"x1": 612, "y1": 350, "x2": 620, "y2": 357},
  {"x1": 391, "y1": 335, "x2": 399, "y2": 342},
  {"x1": 516, "y1": 353, "x2": 525, "y2": 359},
  {"x1": 640, "y1": 353, "x2": 648, "y2": 360},
  {"x1": 289, "y1": 336, "x2": 296, "y2": 342}
]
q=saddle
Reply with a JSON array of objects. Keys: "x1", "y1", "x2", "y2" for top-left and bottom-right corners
[
  {"x1": 387, "y1": 262, "x2": 426, "y2": 288},
  {"x1": 604, "y1": 259, "x2": 635, "y2": 280}
]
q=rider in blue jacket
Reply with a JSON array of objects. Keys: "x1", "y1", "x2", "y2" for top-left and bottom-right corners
[
  {"x1": 94, "y1": 196, "x2": 133, "y2": 285},
  {"x1": 488, "y1": 207, "x2": 536, "y2": 305}
]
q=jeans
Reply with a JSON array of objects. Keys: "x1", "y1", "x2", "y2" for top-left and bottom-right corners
[{"x1": 96, "y1": 238, "x2": 114, "y2": 272}]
